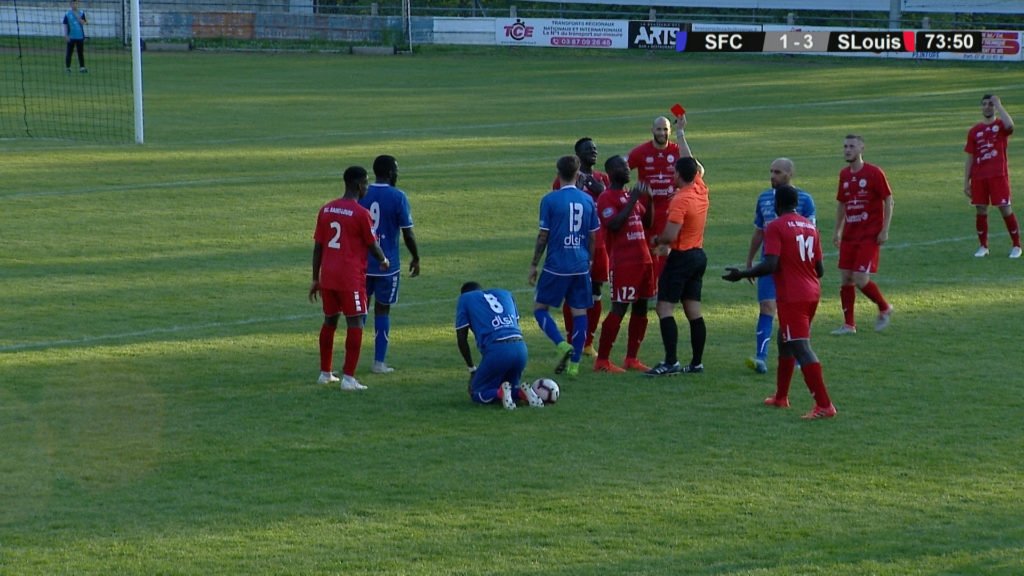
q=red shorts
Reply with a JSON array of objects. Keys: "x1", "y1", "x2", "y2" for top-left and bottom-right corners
[
  {"x1": 591, "y1": 239, "x2": 609, "y2": 283},
  {"x1": 777, "y1": 300, "x2": 818, "y2": 342},
  {"x1": 320, "y1": 287, "x2": 369, "y2": 317},
  {"x1": 651, "y1": 252, "x2": 667, "y2": 284},
  {"x1": 971, "y1": 176, "x2": 1012, "y2": 207},
  {"x1": 838, "y1": 240, "x2": 880, "y2": 274},
  {"x1": 608, "y1": 260, "x2": 656, "y2": 303}
]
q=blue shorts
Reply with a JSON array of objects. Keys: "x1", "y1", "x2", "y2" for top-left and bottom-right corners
[
  {"x1": 756, "y1": 273, "x2": 777, "y2": 302},
  {"x1": 535, "y1": 272, "x2": 592, "y2": 310},
  {"x1": 366, "y1": 273, "x2": 400, "y2": 306},
  {"x1": 470, "y1": 338, "x2": 528, "y2": 404}
]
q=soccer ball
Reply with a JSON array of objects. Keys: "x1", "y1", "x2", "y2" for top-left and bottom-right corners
[{"x1": 531, "y1": 378, "x2": 560, "y2": 404}]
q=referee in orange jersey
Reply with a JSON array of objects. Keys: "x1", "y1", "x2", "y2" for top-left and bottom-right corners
[{"x1": 645, "y1": 115, "x2": 709, "y2": 376}]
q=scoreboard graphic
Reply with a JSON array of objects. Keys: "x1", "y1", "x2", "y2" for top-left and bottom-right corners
[{"x1": 674, "y1": 31, "x2": 985, "y2": 53}]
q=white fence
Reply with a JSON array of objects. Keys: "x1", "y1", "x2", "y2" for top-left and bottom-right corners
[{"x1": 526, "y1": 0, "x2": 1024, "y2": 15}]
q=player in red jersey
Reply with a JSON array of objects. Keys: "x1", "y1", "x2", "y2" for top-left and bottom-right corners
[
  {"x1": 553, "y1": 138, "x2": 610, "y2": 356},
  {"x1": 964, "y1": 94, "x2": 1020, "y2": 258},
  {"x1": 594, "y1": 155, "x2": 654, "y2": 373},
  {"x1": 310, "y1": 166, "x2": 389, "y2": 391},
  {"x1": 831, "y1": 134, "x2": 894, "y2": 335},
  {"x1": 723, "y1": 185, "x2": 837, "y2": 420},
  {"x1": 629, "y1": 116, "x2": 682, "y2": 280}
]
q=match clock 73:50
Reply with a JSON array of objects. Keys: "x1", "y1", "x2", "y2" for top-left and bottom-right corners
[{"x1": 915, "y1": 31, "x2": 983, "y2": 53}]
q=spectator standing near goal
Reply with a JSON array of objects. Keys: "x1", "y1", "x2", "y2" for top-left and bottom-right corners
[
  {"x1": 455, "y1": 282, "x2": 542, "y2": 410},
  {"x1": 831, "y1": 134, "x2": 894, "y2": 335},
  {"x1": 553, "y1": 138, "x2": 610, "y2": 358},
  {"x1": 359, "y1": 155, "x2": 420, "y2": 374},
  {"x1": 593, "y1": 155, "x2": 654, "y2": 373},
  {"x1": 646, "y1": 118, "x2": 709, "y2": 377},
  {"x1": 964, "y1": 94, "x2": 1020, "y2": 258},
  {"x1": 310, "y1": 166, "x2": 389, "y2": 391},
  {"x1": 629, "y1": 116, "x2": 681, "y2": 280},
  {"x1": 529, "y1": 155, "x2": 600, "y2": 379},
  {"x1": 743, "y1": 158, "x2": 816, "y2": 374},
  {"x1": 722, "y1": 185, "x2": 837, "y2": 420},
  {"x1": 63, "y1": 0, "x2": 88, "y2": 73}
]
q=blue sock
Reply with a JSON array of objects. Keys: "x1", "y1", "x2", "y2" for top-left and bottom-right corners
[
  {"x1": 534, "y1": 309, "x2": 564, "y2": 345},
  {"x1": 755, "y1": 313, "x2": 773, "y2": 361},
  {"x1": 374, "y1": 314, "x2": 390, "y2": 363},
  {"x1": 571, "y1": 314, "x2": 587, "y2": 362}
]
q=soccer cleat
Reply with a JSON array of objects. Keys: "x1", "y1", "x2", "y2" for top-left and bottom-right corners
[
  {"x1": 553, "y1": 341, "x2": 574, "y2": 374},
  {"x1": 566, "y1": 362, "x2": 580, "y2": 378},
  {"x1": 1010, "y1": 246, "x2": 1022, "y2": 259},
  {"x1": 644, "y1": 361, "x2": 683, "y2": 376},
  {"x1": 623, "y1": 357, "x2": 650, "y2": 372},
  {"x1": 519, "y1": 381, "x2": 545, "y2": 408},
  {"x1": 974, "y1": 246, "x2": 989, "y2": 257},
  {"x1": 801, "y1": 403, "x2": 837, "y2": 420},
  {"x1": 371, "y1": 361, "x2": 395, "y2": 374},
  {"x1": 681, "y1": 363, "x2": 704, "y2": 374},
  {"x1": 830, "y1": 324, "x2": 857, "y2": 335},
  {"x1": 317, "y1": 371, "x2": 340, "y2": 385},
  {"x1": 764, "y1": 396, "x2": 791, "y2": 408},
  {"x1": 875, "y1": 306, "x2": 893, "y2": 332},
  {"x1": 340, "y1": 375, "x2": 367, "y2": 391},
  {"x1": 79, "y1": 67, "x2": 88, "y2": 73},
  {"x1": 500, "y1": 382, "x2": 516, "y2": 410},
  {"x1": 582, "y1": 344, "x2": 597, "y2": 357},
  {"x1": 746, "y1": 357, "x2": 768, "y2": 374},
  {"x1": 594, "y1": 358, "x2": 626, "y2": 373},
  {"x1": 65, "y1": 68, "x2": 72, "y2": 74}
]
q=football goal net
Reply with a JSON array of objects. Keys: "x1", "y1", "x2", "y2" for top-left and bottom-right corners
[{"x1": 1, "y1": 0, "x2": 143, "y2": 143}]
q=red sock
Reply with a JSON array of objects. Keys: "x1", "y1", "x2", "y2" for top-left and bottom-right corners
[
  {"x1": 859, "y1": 281, "x2": 890, "y2": 312},
  {"x1": 775, "y1": 355, "x2": 796, "y2": 401},
  {"x1": 1004, "y1": 213, "x2": 1021, "y2": 247},
  {"x1": 342, "y1": 326, "x2": 362, "y2": 377},
  {"x1": 976, "y1": 214, "x2": 989, "y2": 247},
  {"x1": 586, "y1": 300, "x2": 602, "y2": 348},
  {"x1": 561, "y1": 302, "x2": 573, "y2": 341},
  {"x1": 801, "y1": 362, "x2": 831, "y2": 408},
  {"x1": 626, "y1": 313, "x2": 649, "y2": 359},
  {"x1": 597, "y1": 311, "x2": 622, "y2": 360},
  {"x1": 840, "y1": 285, "x2": 856, "y2": 327},
  {"x1": 319, "y1": 324, "x2": 336, "y2": 372}
]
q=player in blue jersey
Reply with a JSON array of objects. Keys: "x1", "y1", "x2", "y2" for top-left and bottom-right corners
[
  {"x1": 744, "y1": 158, "x2": 816, "y2": 374},
  {"x1": 528, "y1": 155, "x2": 600, "y2": 379},
  {"x1": 359, "y1": 155, "x2": 421, "y2": 375},
  {"x1": 63, "y1": 0, "x2": 88, "y2": 73},
  {"x1": 456, "y1": 282, "x2": 542, "y2": 409}
]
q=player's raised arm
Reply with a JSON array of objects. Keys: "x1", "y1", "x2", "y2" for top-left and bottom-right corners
[
  {"x1": 992, "y1": 95, "x2": 1014, "y2": 133},
  {"x1": 675, "y1": 114, "x2": 705, "y2": 177}
]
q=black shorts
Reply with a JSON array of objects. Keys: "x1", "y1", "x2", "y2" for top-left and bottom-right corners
[{"x1": 657, "y1": 248, "x2": 707, "y2": 304}]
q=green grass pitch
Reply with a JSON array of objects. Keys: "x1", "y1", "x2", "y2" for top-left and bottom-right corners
[{"x1": 2, "y1": 48, "x2": 1023, "y2": 575}]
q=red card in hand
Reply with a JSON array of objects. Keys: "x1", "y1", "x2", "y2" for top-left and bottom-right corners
[{"x1": 670, "y1": 103, "x2": 686, "y2": 117}]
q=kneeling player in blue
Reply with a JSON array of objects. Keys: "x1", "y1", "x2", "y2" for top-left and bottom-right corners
[{"x1": 455, "y1": 282, "x2": 543, "y2": 410}]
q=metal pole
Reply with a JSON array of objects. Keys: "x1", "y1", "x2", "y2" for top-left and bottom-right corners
[{"x1": 131, "y1": 0, "x2": 144, "y2": 143}]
